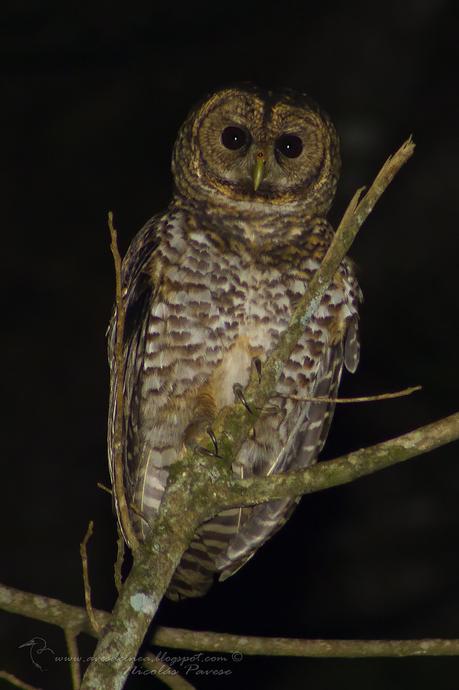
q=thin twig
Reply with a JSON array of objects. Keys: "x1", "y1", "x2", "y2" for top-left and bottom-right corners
[
  {"x1": 97, "y1": 481, "x2": 149, "y2": 523},
  {"x1": 79, "y1": 521, "x2": 100, "y2": 635},
  {"x1": 64, "y1": 627, "x2": 81, "y2": 690},
  {"x1": 96, "y1": 481, "x2": 112, "y2": 496},
  {"x1": 283, "y1": 384, "x2": 422, "y2": 404},
  {"x1": 335, "y1": 137, "x2": 415, "y2": 236},
  {"x1": 108, "y1": 211, "x2": 139, "y2": 551},
  {"x1": 0, "y1": 671, "x2": 42, "y2": 690}
]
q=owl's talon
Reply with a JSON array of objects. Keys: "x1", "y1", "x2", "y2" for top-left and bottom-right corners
[
  {"x1": 253, "y1": 357, "x2": 262, "y2": 383},
  {"x1": 194, "y1": 428, "x2": 222, "y2": 459},
  {"x1": 196, "y1": 445, "x2": 218, "y2": 458},
  {"x1": 233, "y1": 383, "x2": 253, "y2": 414},
  {"x1": 206, "y1": 427, "x2": 221, "y2": 457}
]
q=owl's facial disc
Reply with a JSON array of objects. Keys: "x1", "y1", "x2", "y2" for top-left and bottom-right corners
[{"x1": 173, "y1": 87, "x2": 340, "y2": 212}]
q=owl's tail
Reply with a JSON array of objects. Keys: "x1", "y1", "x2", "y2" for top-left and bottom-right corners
[{"x1": 166, "y1": 507, "x2": 246, "y2": 600}]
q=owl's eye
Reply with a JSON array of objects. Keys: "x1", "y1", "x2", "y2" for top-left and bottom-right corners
[
  {"x1": 221, "y1": 126, "x2": 249, "y2": 151},
  {"x1": 275, "y1": 134, "x2": 303, "y2": 158}
]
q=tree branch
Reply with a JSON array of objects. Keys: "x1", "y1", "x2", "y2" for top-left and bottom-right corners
[
  {"x1": 214, "y1": 411, "x2": 459, "y2": 509},
  {"x1": 78, "y1": 137, "x2": 417, "y2": 688},
  {"x1": 79, "y1": 478, "x2": 209, "y2": 689},
  {"x1": 2, "y1": 581, "x2": 459, "y2": 659},
  {"x1": 151, "y1": 629, "x2": 459, "y2": 658}
]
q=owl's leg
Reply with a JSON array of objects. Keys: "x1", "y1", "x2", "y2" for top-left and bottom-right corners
[
  {"x1": 183, "y1": 389, "x2": 222, "y2": 458},
  {"x1": 230, "y1": 359, "x2": 262, "y2": 414}
]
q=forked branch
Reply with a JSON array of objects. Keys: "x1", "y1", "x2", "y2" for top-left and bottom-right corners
[{"x1": 78, "y1": 138, "x2": 421, "y2": 690}]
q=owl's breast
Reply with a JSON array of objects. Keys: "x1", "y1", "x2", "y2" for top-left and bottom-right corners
[
  {"x1": 205, "y1": 258, "x2": 304, "y2": 409},
  {"x1": 160, "y1": 225, "x2": 300, "y2": 410},
  {"x1": 157, "y1": 219, "x2": 354, "y2": 417}
]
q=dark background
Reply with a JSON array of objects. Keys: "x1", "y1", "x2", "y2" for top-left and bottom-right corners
[{"x1": 1, "y1": 1, "x2": 459, "y2": 688}]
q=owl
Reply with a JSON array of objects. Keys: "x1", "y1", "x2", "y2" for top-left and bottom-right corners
[{"x1": 108, "y1": 85, "x2": 361, "y2": 600}]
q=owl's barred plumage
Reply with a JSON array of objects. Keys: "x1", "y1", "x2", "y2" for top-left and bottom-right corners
[{"x1": 108, "y1": 85, "x2": 361, "y2": 600}]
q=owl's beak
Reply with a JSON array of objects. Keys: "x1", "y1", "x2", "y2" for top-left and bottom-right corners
[{"x1": 252, "y1": 153, "x2": 266, "y2": 192}]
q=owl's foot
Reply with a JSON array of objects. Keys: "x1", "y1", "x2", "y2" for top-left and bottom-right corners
[
  {"x1": 233, "y1": 383, "x2": 253, "y2": 414},
  {"x1": 194, "y1": 427, "x2": 222, "y2": 459},
  {"x1": 253, "y1": 357, "x2": 262, "y2": 383}
]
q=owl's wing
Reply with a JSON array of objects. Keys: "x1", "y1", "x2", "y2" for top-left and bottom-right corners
[
  {"x1": 344, "y1": 314, "x2": 360, "y2": 374},
  {"x1": 107, "y1": 215, "x2": 161, "y2": 543}
]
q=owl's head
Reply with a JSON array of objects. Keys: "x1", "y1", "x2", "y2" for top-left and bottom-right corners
[{"x1": 172, "y1": 85, "x2": 340, "y2": 216}]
